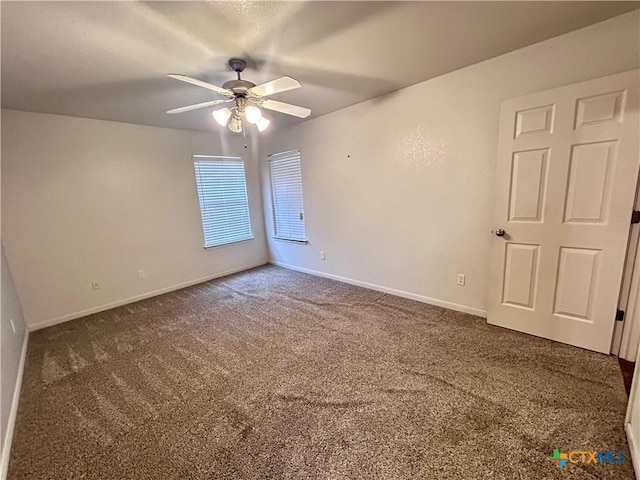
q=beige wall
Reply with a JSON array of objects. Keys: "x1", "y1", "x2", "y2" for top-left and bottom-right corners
[
  {"x1": 1, "y1": 244, "x2": 28, "y2": 475},
  {"x1": 1, "y1": 111, "x2": 268, "y2": 329},
  {"x1": 260, "y1": 11, "x2": 640, "y2": 316}
]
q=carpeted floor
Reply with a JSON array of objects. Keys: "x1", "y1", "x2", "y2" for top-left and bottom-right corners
[{"x1": 8, "y1": 265, "x2": 633, "y2": 479}]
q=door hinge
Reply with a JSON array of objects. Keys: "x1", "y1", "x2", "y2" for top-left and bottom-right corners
[
  {"x1": 632, "y1": 211, "x2": 640, "y2": 224},
  {"x1": 616, "y1": 309, "x2": 625, "y2": 321}
]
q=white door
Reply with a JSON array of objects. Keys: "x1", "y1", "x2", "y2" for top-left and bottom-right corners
[{"x1": 488, "y1": 70, "x2": 640, "y2": 354}]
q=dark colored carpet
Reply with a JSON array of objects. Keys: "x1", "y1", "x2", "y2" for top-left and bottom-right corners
[
  {"x1": 8, "y1": 265, "x2": 633, "y2": 479},
  {"x1": 619, "y1": 358, "x2": 635, "y2": 396}
]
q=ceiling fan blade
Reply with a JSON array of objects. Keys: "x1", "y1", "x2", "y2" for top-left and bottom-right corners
[
  {"x1": 166, "y1": 99, "x2": 230, "y2": 114},
  {"x1": 261, "y1": 99, "x2": 311, "y2": 118},
  {"x1": 167, "y1": 74, "x2": 232, "y2": 96},
  {"x1": 249, "y1": 76, "x2": 301, "y2": 97}
]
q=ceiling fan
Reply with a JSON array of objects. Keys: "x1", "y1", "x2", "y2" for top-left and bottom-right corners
[{"x1": 166, "y1": 58, "x2": 311, "y2": 133}]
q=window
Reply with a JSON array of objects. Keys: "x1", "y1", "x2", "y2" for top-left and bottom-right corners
[
  {"x1": 193, "y1": 155, "x2": 253, "y2": 248},
  {"x1": 269, "y1": 150, "x2": 307, "y2": 242}
]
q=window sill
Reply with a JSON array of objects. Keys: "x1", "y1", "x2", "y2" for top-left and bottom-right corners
[
  {"x1": 273, "y1": 237, "x2": 308, "y2": 245},
  {"x1": 204, "y1": 237, "x2": 254, "y2": 250}
]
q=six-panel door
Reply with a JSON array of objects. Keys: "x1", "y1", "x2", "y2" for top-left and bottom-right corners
[{"x1": 488, "y1": 70, "x2": 640, "y2": 354}]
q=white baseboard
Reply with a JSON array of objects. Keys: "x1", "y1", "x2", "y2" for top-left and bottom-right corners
[
  {"x1": 269, "y1": 260, "x2": 487, "y2": 318},
  {"x1": 1, "y1": 329, "x2": 29, "y2": 480},
  {"x1": 29, "y1": 261, "x2": 268, "y2": 331}
]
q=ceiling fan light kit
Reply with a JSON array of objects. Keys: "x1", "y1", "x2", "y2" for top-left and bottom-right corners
[
  {"x1": 212, "y1": 107, "x2": 232, "y2": 126},
  {"x1": 257, "y1": 117, "x2": 271, "y2": 132},
  {"x1": 244, "y1": 105, "x2": 262, "y2": 124},
  {"x1": 228, "y1": 114, "x2": 243, "y2": 133},
  {"x1": 167, "y1": 58, "x2": 311, "y2": 134}
]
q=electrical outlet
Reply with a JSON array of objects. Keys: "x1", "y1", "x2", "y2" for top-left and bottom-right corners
[
  {"x1": 92, "y1": 281, "x2": 101, "y2": 290},
  {"x1": 320, "y1": 251, "x2": 326, "y2": 260},
  {"x1": 456, "y1": 274, "x2": 465, "y2": 286},
  {"x1": 9, "y1": 318, "x2": 16, "y2": 334},
  {"x1": 137, "y1": 270, "x2": 145, "y2": 280}
]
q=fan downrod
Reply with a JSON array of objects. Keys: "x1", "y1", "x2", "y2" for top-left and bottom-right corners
[{"x1": 222, "y1": 58, "x2": 255, "y2": 94}]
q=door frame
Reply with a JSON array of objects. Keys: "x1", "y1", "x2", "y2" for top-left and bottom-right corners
[
  {"x1": 615, "y1": 175, "x2": 640, "y2": 359},
  {"x1": 625, "y1": 330, "x2": 640, "y2": 475}
]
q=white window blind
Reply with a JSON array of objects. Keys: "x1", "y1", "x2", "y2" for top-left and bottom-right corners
[
  {"x1": 193, "y1": 156, "x2": 253, "y2": 248},
  {"x1": 269, "y1": 150, "x2": 307, "y2": 242}
]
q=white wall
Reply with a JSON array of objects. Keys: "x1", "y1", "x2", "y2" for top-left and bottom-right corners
[
  {"x1": 1, "y1": 244, "x2": 28, "y2": 477},
  {"x1": 1, "y1": 110, "x2": 268, "y2": 329},
  {"x1": 260, "y1": 10, "x2": 640, "y2": 316}
]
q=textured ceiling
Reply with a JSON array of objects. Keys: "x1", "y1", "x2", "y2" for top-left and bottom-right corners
[{"x1": 2, "y1": 1, "x2": 638, "y2": 132}]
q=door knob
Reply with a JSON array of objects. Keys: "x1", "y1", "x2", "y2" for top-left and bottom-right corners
[{"x1": 495, "y1": 229, "x2": 506, "y2": 237}]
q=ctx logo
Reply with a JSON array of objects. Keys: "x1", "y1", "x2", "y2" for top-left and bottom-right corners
[{"x1": 549, "y1": 449, "x2": 626, "y2": 468}]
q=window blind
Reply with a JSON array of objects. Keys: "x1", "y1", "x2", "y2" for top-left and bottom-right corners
[
  {"x1": 269, "y1": 150, "x2": 307, "y2": 242},
  {"x1": 193, "y1": 156, "x2": 253, "y2": 248}
]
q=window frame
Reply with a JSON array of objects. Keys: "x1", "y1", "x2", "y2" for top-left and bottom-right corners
[
  {"x1": 268, "y1": 149, "x2": 308, "y2": 244},
  {"x1": 192, "y1": 155, "x2": 254, "y2": 249}
]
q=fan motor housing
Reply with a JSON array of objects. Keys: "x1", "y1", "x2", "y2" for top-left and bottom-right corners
[{"x1": 222, "y1": 79, "x2": 256, "y2": 96}]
